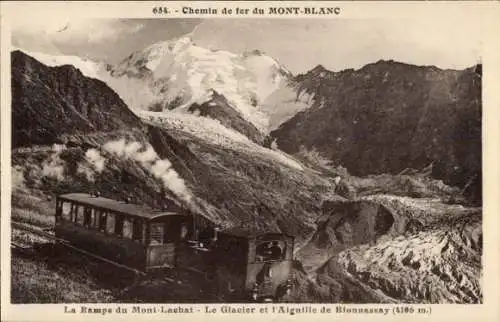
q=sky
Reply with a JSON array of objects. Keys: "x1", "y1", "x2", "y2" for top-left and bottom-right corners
[{"x1": 11, "y1": 18, "x2": 482, "y2": 74}]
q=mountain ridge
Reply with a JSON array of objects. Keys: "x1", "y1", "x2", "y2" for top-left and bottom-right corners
[
  {"x1": 11, "y1": 50, "x2": 144, "y2": 148},
  {"x1": 271, "y1": 60, "x2": 482, "y2": 204}
]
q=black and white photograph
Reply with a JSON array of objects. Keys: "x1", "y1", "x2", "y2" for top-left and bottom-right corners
[{"x1": 2, "y1": 2, "x2": 494, "y2": 312}]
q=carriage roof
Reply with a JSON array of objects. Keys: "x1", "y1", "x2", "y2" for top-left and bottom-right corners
[{"x1": 58, "y1": 193, "x2": 182, "y2": 220}]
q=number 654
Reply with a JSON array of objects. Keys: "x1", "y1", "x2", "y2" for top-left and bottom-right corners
[{"x1": 152, "y1": 7, "x2": 169, "y2": 14}]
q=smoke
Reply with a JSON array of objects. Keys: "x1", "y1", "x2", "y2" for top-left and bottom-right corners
[
  {"x1": 21, "y1": 140, "x2": 192, "y2": 206},
  {"x1": 81, "y1": 138, "x2": 193, "y2": 203},
  {"x1": 149, "y1": 159, "x2": 191, "y2": 202},
  {"x1": 77, "y1": 148, "x2": 107, "y2": 181},
  {"x1": 136, "y1": 145, "x2": 158, "y2": 165},
  {"x1": 52, "y1": 144, "x2": 66, "y2": 152},
  {"x1": 102, "y1": 139, "x2": 127, "y2": 158},
  {"x1": 12, "y1": 165, "x2": 26, "y2": 189},
  {"x1": 41, "y1": 150, "x2": 65, "y2": 181},
  {"x1": 86, "y1": 149, "x2": 106, "y2": 172}
]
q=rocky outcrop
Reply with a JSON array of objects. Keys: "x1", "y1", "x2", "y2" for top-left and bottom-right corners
[
  {"x1": 186, "y1": 90, "x2": 265, "y2": 144},
  {"x1": 297, "y1": 199, "x2": 394, "y2": 274}
]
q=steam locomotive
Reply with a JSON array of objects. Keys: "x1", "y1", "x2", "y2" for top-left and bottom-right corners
[{"x1": 54, "y1": 193, "x2": 294, "y2": 301}]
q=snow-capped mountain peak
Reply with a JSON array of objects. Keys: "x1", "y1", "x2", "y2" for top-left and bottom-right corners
[{"x1": 110, "y1": 35, "x2": 293, "y2": 131}]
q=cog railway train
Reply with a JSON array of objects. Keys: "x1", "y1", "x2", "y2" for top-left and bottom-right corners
[{"x1": 54, "y1": 193, "x2": 294, "y2": 301}]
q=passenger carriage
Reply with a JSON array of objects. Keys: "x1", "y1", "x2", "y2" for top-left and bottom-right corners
[
  {"x1": 55, "y1": 193, "x2": 191, "y2": 271},
  {"x1": 54, "y1": 193, "x2": 294, "y2": 301}
]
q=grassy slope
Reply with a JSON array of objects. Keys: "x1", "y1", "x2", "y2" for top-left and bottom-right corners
[{"x1": 11, "y1": 254, "x2": 115, "y2": 304}]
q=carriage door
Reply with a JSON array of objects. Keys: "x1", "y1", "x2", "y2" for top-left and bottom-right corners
[{"x1": 147, "y1": 222, "x2": 175, "y2": 268}]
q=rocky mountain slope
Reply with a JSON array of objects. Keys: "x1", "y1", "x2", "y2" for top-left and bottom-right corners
[{"x1": 270, "y1": 61, "x2": 482, "y2": 204}]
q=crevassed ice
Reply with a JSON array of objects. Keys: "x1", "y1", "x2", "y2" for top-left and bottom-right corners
[{"x1": 140, "y1": 110, "x2": 304, "y2": 171}]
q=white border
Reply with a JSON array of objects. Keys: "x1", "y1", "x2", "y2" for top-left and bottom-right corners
[{"x1": 1, "y1": 2, "x2": 499, "y2": 321}]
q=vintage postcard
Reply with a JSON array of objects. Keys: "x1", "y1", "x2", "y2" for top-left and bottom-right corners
[{"x1": 1, "y1": 1, "x2": 499, "y2": 321}]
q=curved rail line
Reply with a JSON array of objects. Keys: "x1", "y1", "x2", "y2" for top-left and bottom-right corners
[{"x1": 11, "y1": 221, "x2": 146, "y2": 276}]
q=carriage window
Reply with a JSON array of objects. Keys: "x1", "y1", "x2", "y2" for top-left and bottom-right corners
[
  {"x1": 90, "y1": 208, "x2": 98, "y2": 228},
  {"x1": 106, "y1": 213, "x2": 116, "y2": 234},
  {"x1": 97, "y1": 211, "x2": 106, "y2": 232},
  {"x1": 76, "y1": 205, "x2": 85, "y2": 226},
  {"x1": 61, "y1": 202, "x2": 72, "y2": 221},
  {"x1": 115, "y1": 215, "x2": 124, "y2": 236},
  {"x1": 83, "y1": 208, "x2": 92, "y2": 227},
  {"x1": 255, "y1": 240, "x2": 286, "y2": 262},
  {"x1": 165, "y1": 222, "x2": 180, "y2": 243},
  {"x1": 123, "y1": 218, "x2": 133, "y2": 239},
  {"x1": 71, "y1": 204, "x2": 77, "y2": 222},
  {"x1": 132, "y1": 219, "x2": 143, "y2": 243},
  {"x1": 180, "y1": 223, "x2": 189, "y2": 241},
  {"x1": 150, "y1": 223, "x2": 164, "y2": 245}
]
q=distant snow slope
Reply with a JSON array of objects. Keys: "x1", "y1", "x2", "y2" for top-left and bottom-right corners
[
  {"x1": 261, "y1": 86, "x2": 316, "y2": 131},
  {"x1": 17, "y1": 49, "x2": 106, "y2": 80}
]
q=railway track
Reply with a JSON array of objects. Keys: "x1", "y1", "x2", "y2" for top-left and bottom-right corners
[
  {"x1": 12, "y1": 221, "x2": 55, "y2": 240},
  {"x1": 11, "y1": 240, "x2": 33, "y2": 255},
  {"x1": 10, "y1": 221, "x2": 212, "y2": 293},
  {"x1": 11, "y1": 221, "x2": 146, "y2": 275}
]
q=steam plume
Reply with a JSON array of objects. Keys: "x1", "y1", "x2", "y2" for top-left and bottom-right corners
[
  {"x1": 41, "y1": 150, "x2": 65, "y2": 181},
  {"x1": 12, "y1": 166, "x2": 26, "y2": 189},
  {"x1": 82, "y1": 139, "x2": 193, "y2": 203},
  {"x1": 77, "y1": 148, "x2": 107, "y2": 181}
]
